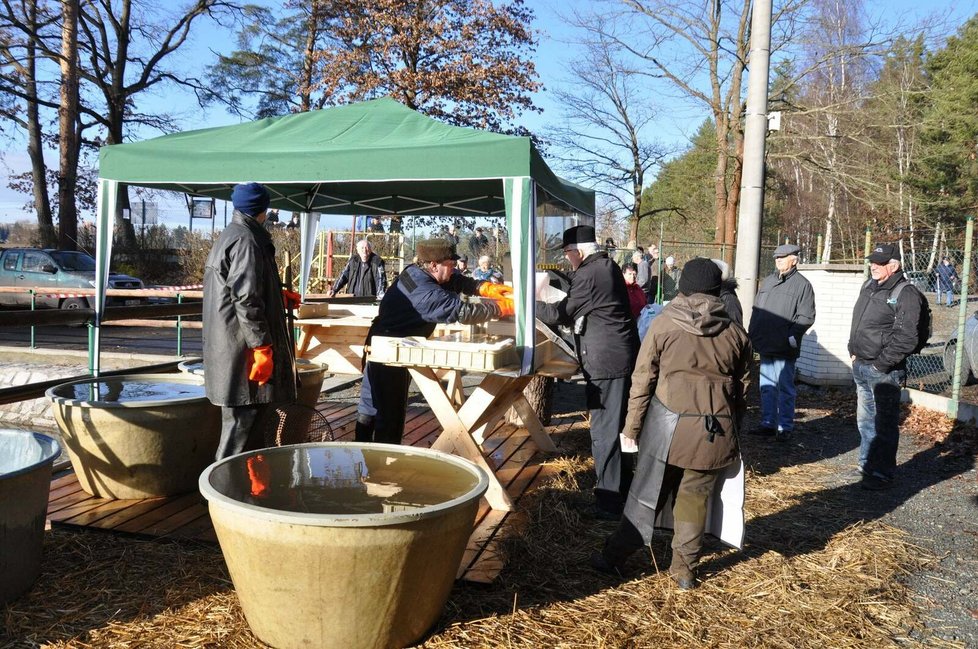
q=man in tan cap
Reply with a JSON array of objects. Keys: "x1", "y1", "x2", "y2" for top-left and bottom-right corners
[{"x1": 355, "y1": 238, "x2": 515, "y2": 444}]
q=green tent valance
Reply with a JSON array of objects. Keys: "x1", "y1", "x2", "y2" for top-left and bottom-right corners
[{"x1": 99, "y1": 98, "x2": 594, "y2": 217}]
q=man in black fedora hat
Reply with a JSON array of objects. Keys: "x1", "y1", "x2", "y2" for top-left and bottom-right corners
[{"x1": 537, "y1": 224, "x2": 640, "y2": 520}]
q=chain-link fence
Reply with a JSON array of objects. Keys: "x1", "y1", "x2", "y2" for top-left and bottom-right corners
[
  {"x1": 648, "y1": 228, "x2": 978, "y2": 408},
  {"x1": 885, "y1": 229, "x2": 975, "y2": 400}
]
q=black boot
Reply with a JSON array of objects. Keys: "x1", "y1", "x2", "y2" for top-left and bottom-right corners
[{"x1": 354, "y1": 414, "x2": 375, "y2": 442}]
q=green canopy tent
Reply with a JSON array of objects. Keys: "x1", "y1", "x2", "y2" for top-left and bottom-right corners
[{"x1": 95, "y1": 98, "x2": 595, "y2": 375}]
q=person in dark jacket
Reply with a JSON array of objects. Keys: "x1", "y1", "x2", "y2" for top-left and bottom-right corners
[
  {"x1": 747, "y1": 244, "x2": 815, "y2": 440},
  {"x1": 468, "y1": 227, "x2": 489, "y2": 257},
  {"x1": 848, "y1": 243, "x2": 925, "y2": 490},
  {"x1": 590, "y1": 258, "x2": 752, "y2": 589},
  {"x1": 203, "y1": 183, "x2": 298, "y2": 460},
  {"x1": 935, "y1": 257, "x2": 959, "y2": 307},
  {"x1": 661, "y1": 256, "x2": 680, "y2": 301},
  {"x1": 537, "y1": 225, "x2": 640, "y2": 519},
  {"x1": 712, "y1": 258, "x2": 743, "y2": 326},
  {"x1": 355, "y1": 239, "x2": 514, "y2": 444},
  {"x1": 327, "y1": 240, "x2": 387, "y2": 298}
]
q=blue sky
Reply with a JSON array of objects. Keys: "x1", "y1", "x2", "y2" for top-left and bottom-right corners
[{"x1": 0, "y1": 0, "x2": 976, "y2": 228}]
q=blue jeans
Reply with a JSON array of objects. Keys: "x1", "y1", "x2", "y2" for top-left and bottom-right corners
[
  {"x1": 758, "y1": 356, "x2": 796, "y2": 432},
  {"x1": 936, "y1": 289, "x2": 954, "y2": 306},
  {"x1": 852, "y1": 360, "x2": 905, "y2": 480}
]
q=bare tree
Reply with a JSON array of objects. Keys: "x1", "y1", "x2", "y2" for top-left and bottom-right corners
[
  {"x1": 0, "y1": 0, "x2": 60, "y2": 245},
  {"x1": 592, "y1": 0, "x2": 761, "y2": 254},
  {"x1": 57, "y1": 0, "x2": 79, "y2": 250},
  {"x1": 74, "y1": 0, "x2": 234, "y2": 245},
  {"x1": 546, "y1": 12, "x2": 668, "y2": 247}
]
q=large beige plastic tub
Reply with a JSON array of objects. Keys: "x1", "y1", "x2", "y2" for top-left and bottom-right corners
[
  {"x1": 0, "y1": 429, "x2": 60, "y2": 604},
  {"x1": 199, "y1": 442, "x2": 489, "y2": 649},
  {"x1": 178, "y1": 358, "x2": 328, "y2": 409},
  {"x1": 46, "y1": 374, "x2": 221, "y2": 499}
]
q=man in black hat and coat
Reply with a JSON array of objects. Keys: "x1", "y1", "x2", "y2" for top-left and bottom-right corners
[
  {"x1": 848, "y1": 243, "x2": 925, "y2": 490},
  {"x1": 537, "y1": 225, "x2": 640, "y2": 519},
  {"x1": 203, "y1": 182, "x2": 300, "y2": 460},
  {"x1": 355, "y1": 239, "x2": 515, "y2": 445},
  {"x1": 747, "y1": 243, "x2": 815, "y2": 441}
]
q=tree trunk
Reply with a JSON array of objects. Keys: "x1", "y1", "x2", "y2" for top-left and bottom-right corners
[
  {"x1": 507, "y1": 375, "x2": 555, "y2": 426},
  {"x1": 724, "y1": 134, "x2": 745, "y2": 264},
  {"x1": 298, "y1": 0, "x2": 320, "y2": 112},
  {"x1": 713, "y1": 120, "x2": 730, "y2": 244},
  {"x1": 58, "y1": 0, "x2": 80, "y2": 251},
  {"x1": 25, "y1": 0, "x2": 54, "y2": 247},
  {"x1": 821, "y1": 188, "x2": 835, "y2": 262}
]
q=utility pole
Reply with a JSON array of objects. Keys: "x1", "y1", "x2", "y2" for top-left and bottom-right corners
[{"x1": 734, "y1": 0, "x2": 773, "y2": 329}]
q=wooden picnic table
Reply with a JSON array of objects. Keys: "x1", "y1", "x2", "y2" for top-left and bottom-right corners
[{"x1": 367, "y1": 332, "x2": 577, "y2": 512}]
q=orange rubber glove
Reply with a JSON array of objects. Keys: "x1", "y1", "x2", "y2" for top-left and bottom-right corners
[
  {"x1": 282, "y1": 288, "x2": 302, "y2": 309},
  {"x1": 248, "y1": 345, "x2": 274, "y2": 385},
  {"x1": 478, "y1": 282, "x2": 513, "y2": 300},
  {"x1": 496, "y1": 297, "x2": 515, "y2": 318},
  {"x1": 246, "y1": 454, "x2": 271, "y2": 498}
]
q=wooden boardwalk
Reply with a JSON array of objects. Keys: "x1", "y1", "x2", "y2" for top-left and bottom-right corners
[{"x1": 46, "y1": 400, "x2": 583, "y2": 584}]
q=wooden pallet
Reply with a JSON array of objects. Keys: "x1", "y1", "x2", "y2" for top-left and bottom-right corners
[{"x1": 46, "y1": 401, "x2": 583, "y2": 584}]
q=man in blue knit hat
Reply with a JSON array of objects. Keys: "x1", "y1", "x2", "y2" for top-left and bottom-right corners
[{"x1": 203, "y1": 182, "x2": 300, "y2": 459}]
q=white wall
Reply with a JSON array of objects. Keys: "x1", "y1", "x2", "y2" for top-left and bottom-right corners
[{"x1": 796, "y1": 264, "x2": 865, "y2": 386}]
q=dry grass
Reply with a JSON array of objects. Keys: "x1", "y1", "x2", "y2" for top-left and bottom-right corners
[{"x1": 0, "y1": 399, "x2": 961, "y2": 649}]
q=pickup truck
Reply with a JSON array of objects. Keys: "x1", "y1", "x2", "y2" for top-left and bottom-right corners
[{"x1": 0, "y1": 248, "x2": 144, "y2": 309}]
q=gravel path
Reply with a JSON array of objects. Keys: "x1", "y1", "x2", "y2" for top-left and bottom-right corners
[{"x1": 753, "y1": 382, "x2": 978, "y2": 646}]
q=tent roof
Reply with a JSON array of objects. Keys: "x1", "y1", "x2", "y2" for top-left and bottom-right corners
[{"x1": 98, "y1": 98, "x2": 594, "y2": 217}]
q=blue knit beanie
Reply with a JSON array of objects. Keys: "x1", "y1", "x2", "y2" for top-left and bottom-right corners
[{"x1": 231, "y1": 182, "x2": 270, "y2": 217}]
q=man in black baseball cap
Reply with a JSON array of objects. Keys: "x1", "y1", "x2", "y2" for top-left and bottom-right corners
[
  {"x1": 848, "y1": 242, "x2": 925, "y2": 490},
  {"x1": 867, "y1": 243, "x2": 899, "y2": 265}
]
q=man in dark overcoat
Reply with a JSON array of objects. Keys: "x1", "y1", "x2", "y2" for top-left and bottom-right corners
[
  {"x1": 537, "y1": 225, "x2": 640, "y2": 519},
  {"x1": 203, "y1": 182, "x2": 298, "y2": 460},
  {"x1": 355, "y1": 239, "x2": 514, "y2": 445}
]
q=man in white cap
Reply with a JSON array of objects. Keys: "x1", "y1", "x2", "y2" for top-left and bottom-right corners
[
  {"x1": 537, "y1": 225, "x2": 640, "y2": 520},
  {"x1": 747, "y1": 243, "x2": 815, "y2": 441}
]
